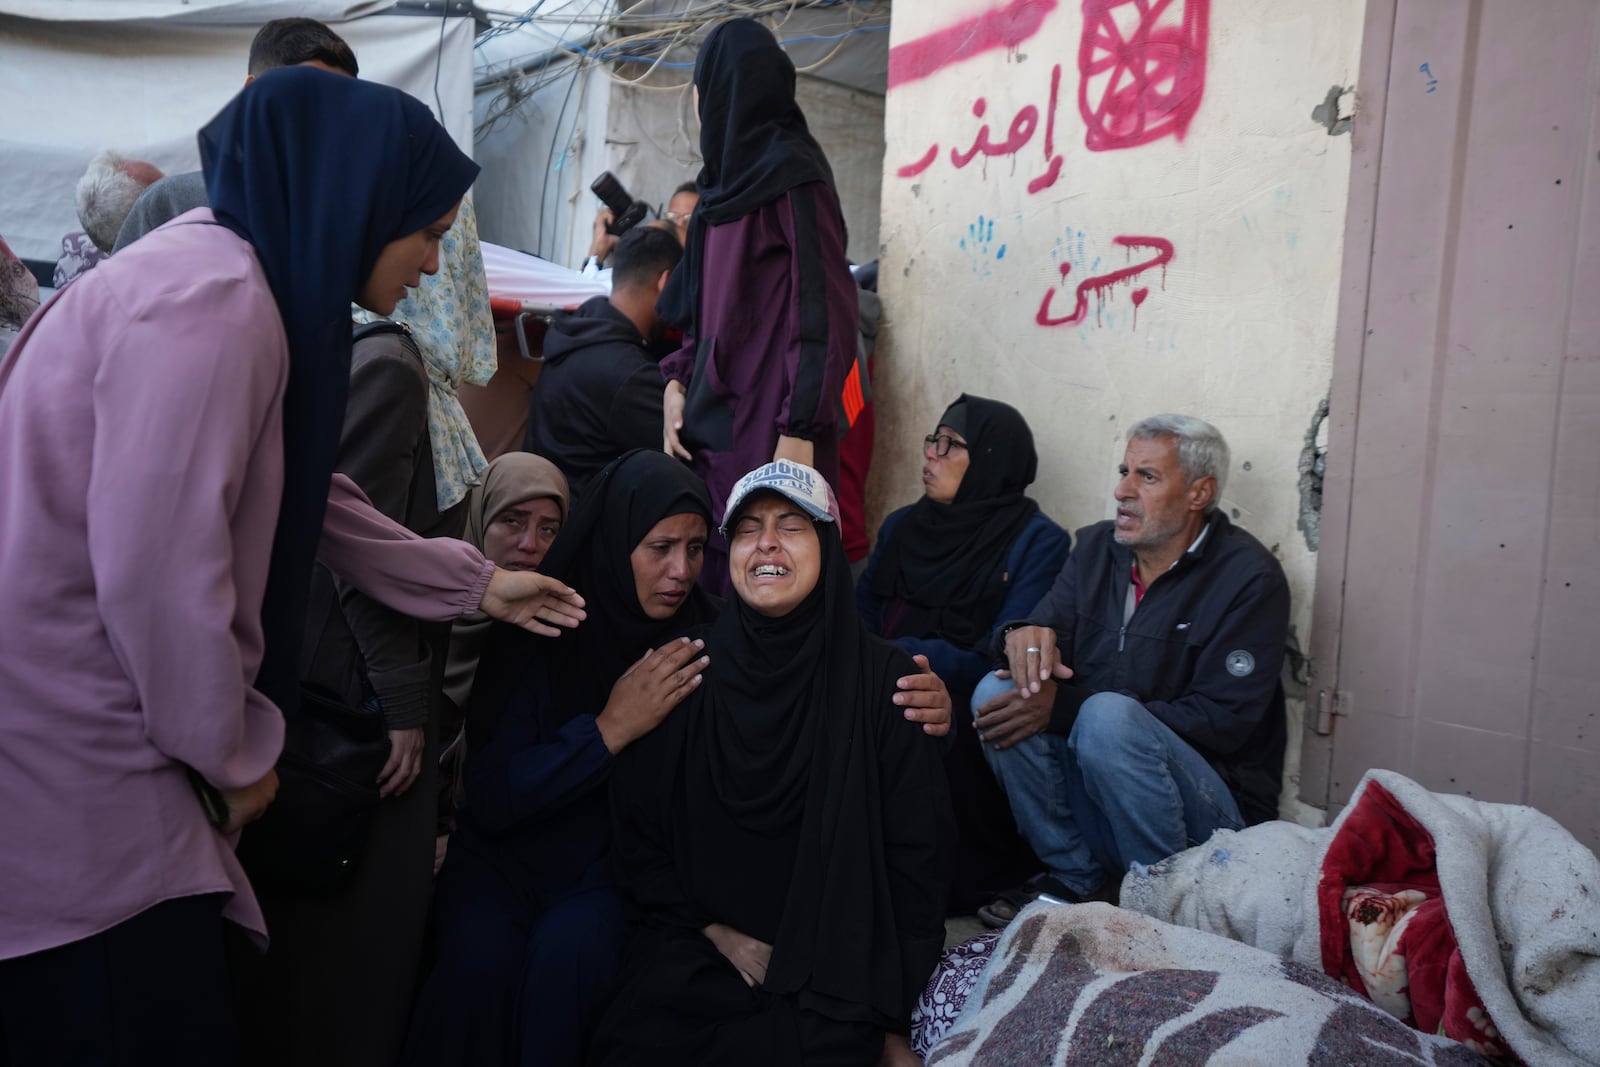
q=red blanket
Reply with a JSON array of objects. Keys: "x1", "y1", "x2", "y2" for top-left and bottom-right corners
[{"x1": 1319, "y1": 781, "x2": 1513, "y2": 1060}]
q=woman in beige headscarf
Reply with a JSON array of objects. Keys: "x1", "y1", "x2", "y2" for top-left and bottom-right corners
[
  {"x1": 445, "y1": 452, "x2": 571, "y2": 709},
  {"x1": 436, "y1": 452, "x2": 571, "y2": 868}
]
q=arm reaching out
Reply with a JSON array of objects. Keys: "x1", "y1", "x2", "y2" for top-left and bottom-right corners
[
  {"x1": 319, "y1": 473, "x2": 585, "y2": 634},
  {"x1": 480, "y1": 569, "x2": 587, "y2": 636}
]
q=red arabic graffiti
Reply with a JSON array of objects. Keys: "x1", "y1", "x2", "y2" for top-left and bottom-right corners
[
  {"x1": 887, "y1": 0, "x2": 1059, "y2": 91},
  {"x1": 1036, "y1": 235, "x2": 1174, "y2": 328},
  {"x1": 1078, "y1": 0, "x2": 1208, "y2": 151},
  {"x1": 894, "y1": 64, "x2": 1065, "y2": 195}
]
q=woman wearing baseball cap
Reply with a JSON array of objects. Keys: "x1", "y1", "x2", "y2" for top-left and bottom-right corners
[
  {"x1": 412, "y1": 454, "x2": 951, "y2": 1066},
  {"x1": 597, "y1": 461, "x2": 955, "y2": 1067}
]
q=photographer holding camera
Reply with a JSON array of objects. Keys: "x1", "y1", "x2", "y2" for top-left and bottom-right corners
[{"x1": 582, "y1": 176, "x2": 698, "y2": 274}]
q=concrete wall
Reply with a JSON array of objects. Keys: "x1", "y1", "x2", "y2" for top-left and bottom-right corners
[{"x1": 873, "y1": 0, "x2": 1367, "y2": 815}]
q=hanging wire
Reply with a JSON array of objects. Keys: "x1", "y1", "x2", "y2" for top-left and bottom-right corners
[{"x1": 472, "y1": 0, "x2": 889, "y2": 132}]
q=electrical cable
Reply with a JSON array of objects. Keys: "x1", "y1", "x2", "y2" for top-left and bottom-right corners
[
  {"x1": 472, "y1": 2, "x2": 887, "y2": 111},
  {"x1": 471, "y1": 0, "x2": 889, "y2": 257},
  {"x1": 433, "y1": 1, "x2": 449, "y2": 122},
  {"x1": 535, "y1": 54, "x2": 583, "y2": 259}
]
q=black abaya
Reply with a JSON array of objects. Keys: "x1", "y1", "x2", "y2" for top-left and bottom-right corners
[{"x1": 596, "y1": 515, "x2": 953, "y2": 1065}]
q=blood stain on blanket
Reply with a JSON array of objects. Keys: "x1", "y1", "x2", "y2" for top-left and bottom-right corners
[{"x1": 1094, "y1": 909, "x2": 1177, "y2": 971}]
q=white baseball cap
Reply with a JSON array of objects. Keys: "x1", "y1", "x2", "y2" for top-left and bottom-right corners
[{"x1": 720, "y1": 460, "x2": 840, "y2": 533}]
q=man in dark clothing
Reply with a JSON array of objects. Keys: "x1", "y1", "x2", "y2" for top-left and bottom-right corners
[
  {"x1": 525, "y1": 226, "x2": 682, "y2": 499},
  {"x1": 969, "y1": 414, "x2": 1290, "y2": 914},
  {"x1": 112, "y1": 18, "x2": 359, "y2": 253}
]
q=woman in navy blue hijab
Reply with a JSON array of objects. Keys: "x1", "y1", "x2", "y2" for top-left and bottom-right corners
[
  {"x1": 201, "y1": 64, "x2": 481, "y2": 722},
  {"x1": 0, "y1": 66, "x2": 486, "y2": 1067}
]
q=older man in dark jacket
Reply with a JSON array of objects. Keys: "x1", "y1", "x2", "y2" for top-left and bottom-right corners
[
  {"x1": 970, "y1": 414, "x2": 1290, "y2": 918},
  {"x1": 524, "y1": 226, "x2": 682, "y2": 498}
]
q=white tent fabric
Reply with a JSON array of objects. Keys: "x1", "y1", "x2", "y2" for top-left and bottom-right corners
[
  {"x1": 0, "y1": 1, "x2": 393, "y2": 23},
  {"x1": 480, "y1": 241, "x2": 609, "y2": 308},
  {"x1": 0, "y1": 6, "x2": 473, "y2": 264}
]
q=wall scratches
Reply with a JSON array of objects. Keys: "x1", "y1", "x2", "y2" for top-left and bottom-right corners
[
  {"x1": 1311, "y1": 85, "x2": 1353, "y2": 136},
  {"x1": 1298, "y1": 398, "x2": 1329, "y2": 551}
]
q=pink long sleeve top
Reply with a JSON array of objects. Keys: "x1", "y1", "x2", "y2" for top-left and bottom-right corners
[{"x1": 0, "y1": 213, "x2": 492, "y2": 960}]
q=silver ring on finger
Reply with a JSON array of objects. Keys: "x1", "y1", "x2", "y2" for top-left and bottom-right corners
[{"x1": 1025, "y1": 647, "x2": 1041, "y2": 654}]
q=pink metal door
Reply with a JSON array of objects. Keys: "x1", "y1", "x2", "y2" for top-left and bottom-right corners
[{"x1": 1303, "y1": 0, "x2": 1600, "y2": 852}]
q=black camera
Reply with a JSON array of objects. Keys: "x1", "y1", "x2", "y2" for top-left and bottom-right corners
[{"x1": 590, "y1": 171, "x2": 651, "y2": 236}]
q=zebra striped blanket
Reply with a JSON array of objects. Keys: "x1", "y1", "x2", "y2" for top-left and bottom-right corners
[{"x1": 925, "y1": 902, "x2": 1494, "y2": 1066}]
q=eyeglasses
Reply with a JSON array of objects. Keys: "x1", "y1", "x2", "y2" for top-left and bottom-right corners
[
  {"x1": 661, "y1": 209, "x2": 693, "y2": 225},
  {"x1": 923, "y1": 433, "x2": 969, "y2": 458}
]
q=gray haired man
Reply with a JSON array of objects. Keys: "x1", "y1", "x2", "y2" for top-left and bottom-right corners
[
  {"x1": 969, "y1": 414, "x2": 1290, "y2": 923},
  {"x1": 74, "y1": 151, "x2": 164, "y2": 254}
]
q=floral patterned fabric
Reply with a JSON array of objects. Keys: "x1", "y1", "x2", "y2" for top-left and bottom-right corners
[
  {"x1": 353, "y1": 195, "x2": 497, "y2": 510},
  {"x1": 910, "y1": 931, "x2": 1001, "y2": 1058},
  {"x1": 1343, "y1": 885, "x2": 1511, "y2": 1060}
]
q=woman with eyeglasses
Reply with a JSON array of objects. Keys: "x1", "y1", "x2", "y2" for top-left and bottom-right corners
[{"x1": 856, "y1": 395, "x2": 1071, "y2": 916}]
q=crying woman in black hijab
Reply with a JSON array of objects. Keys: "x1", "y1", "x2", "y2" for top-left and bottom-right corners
[
  {"x1": 856, "y1": 395, "x2": 1072, "y2": 913},
  {"x1": 597, "y1": 461, "x2": 953, "y2": 1067}
]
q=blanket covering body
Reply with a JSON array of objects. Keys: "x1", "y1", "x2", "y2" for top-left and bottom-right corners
[
  {"x1": 925, "y1": 902, "x2": 1493, "y2": 1065},
  {"x1": 1121, "y1": 770, "x2": 1600, "y2": 1066}
]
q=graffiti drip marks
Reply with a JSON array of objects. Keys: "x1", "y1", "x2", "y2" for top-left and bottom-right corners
[
  {"x1": 887, "y1": 0, "x2": 1060, "y2": 91},
  {"x1": 1078, "y1": 0, "x2": 1209, "y2": 151},
  {"x1": 1036, "y1": 236, "x2": 1175, "y2": 328}
]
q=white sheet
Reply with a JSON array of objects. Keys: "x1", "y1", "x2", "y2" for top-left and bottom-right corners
[{"x1": 479, "y1": 241, "x2": 609, "y2": 309}]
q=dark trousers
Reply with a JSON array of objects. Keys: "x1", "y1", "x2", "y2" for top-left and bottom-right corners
[
  {"x1": 0, "y1": 894, "x2": 236, "y2": 1067},
  {"x1": 403, "y1": 845, "x2": 627, "y2": 1067}
]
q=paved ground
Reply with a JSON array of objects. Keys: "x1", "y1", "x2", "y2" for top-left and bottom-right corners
[{"x1": 944, "y1": 915, "x2": 987, "y2": 950}]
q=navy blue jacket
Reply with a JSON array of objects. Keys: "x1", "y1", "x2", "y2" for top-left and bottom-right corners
[
  {"x1": 1003, "y1": 512, "x2": 1290, "y2": 825},
  {"x1": 454, "y1": 649, "x2": 616, "y2": 899},
  {"x1": 858, "y1": 507, "x2": 1070, "y2": 704}
]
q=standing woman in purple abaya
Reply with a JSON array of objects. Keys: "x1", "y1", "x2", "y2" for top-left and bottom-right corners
[{"x1": 657, "y1": 18, "x2": 859, "y2": 597}]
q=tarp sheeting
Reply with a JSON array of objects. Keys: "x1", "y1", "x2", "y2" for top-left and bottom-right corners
[
  {"x1": 0, "y1": 1, "x2": 393, "y2": 24},
  {"x1": 0, "y1": 5, "x2": 472, "y2": 263}
]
